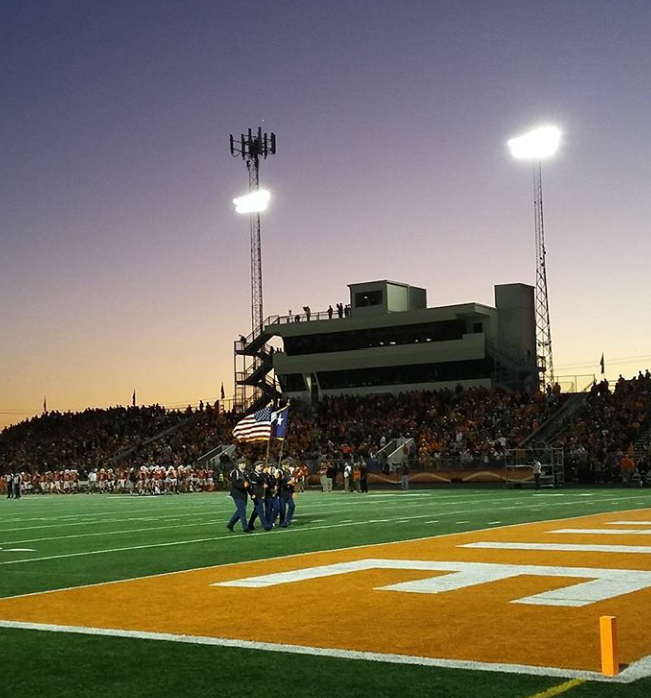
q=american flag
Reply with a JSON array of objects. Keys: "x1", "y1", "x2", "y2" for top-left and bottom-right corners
[{"x1": 232, "y1": 406, "x2": 274, "y2": 442}]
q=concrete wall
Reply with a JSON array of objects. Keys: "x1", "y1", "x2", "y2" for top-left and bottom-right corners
[
  {"x1": 281, "y1": 378, "x2": 492, "y2": 403},
  {"x1": 494, "y1": 283, "x2": 536, "y2": 360},
  {"x1": 273, "y1": 333, "x2": 486, "y2": 375}
]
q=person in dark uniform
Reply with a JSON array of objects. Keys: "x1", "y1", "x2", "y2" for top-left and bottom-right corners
[
  {"x1": 279, "y1": 462, "x2": 296, "y2": 527},
  {"x1": 247, "y1": 462, "x2": 272, "y2": 531},
  {"x1": 226, "y1": 460, "x2": 251, "y2": 532},
  {"x1": 6, "y1": 471, "x2": 13, "y2": 499},
  {"x1": 265, "y1": 466, "x2": 281, "y2": 526}
]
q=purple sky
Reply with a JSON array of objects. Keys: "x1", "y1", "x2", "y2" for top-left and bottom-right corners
[{"x1": 2, "y1": 0, "x2": 651, "y2": 429}]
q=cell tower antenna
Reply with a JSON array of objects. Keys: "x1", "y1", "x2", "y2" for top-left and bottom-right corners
[{"x1": 229, "y1": 127, "x2": 277, "y2": 336}]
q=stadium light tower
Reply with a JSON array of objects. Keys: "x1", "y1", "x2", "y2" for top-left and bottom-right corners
[
  {"x1": 508, "y1": 125, "x2": 561, "y2": 390},
  {"x1": 230, "y1": 128, "x2": 276, "y2": 337}
]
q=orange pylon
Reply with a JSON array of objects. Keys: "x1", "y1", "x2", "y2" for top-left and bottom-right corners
[{"x1": 600, "y1": 615, "x2": 619, "y2": 676}]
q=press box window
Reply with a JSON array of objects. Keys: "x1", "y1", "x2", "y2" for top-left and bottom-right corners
[
  {"x1": 278, "y1": 374, "x2": 306, "y2": 392},
  {"x1": 355, "y1": 290, "x2": 383, "y2": 307}
]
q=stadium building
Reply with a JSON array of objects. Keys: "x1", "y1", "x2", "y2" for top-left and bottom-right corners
[{"x1": 236, "y1": 280, "x2": 538, "y2": 406}]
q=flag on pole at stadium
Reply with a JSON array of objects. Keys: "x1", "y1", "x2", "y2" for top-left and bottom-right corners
[
  {"x1": 272, "y1": 405, "x2": 290, "y2": 440},
  {"x1": 232, "y1": 406, "x2": 274, "y2": 442},
  {"x1": 220, "y1": 383, "x2": 225, "y2": 400},
  {"x1": 600, "y1": 354, "x2": 605, "y2": 375},
  {"x1": 43, "y1": 396, "x2": 47, "y2": 415},
  {"x1": 132, "y1": 389, "x2": 137, "y2": 407}
]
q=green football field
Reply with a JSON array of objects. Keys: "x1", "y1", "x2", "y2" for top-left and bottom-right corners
[{"x1": 2, "y1": 487, "x2": 651, "y2": 698}]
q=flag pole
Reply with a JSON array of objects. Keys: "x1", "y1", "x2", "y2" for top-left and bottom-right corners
[
  {"x1": 265, "y1": 403, "x2": 278, "y2": 467},
  {"x1": 265, "y1": 434, "x2": 272, "y2": 466},
  {"x1": 277, "y1": 438, "x2": 285, "y2": 468}
]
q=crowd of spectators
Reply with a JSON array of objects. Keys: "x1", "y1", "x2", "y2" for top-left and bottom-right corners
[
  {"x1": 285, "y1": 386, "x2": 564, "y2": 468},
  {"x1": 2, "y1": 377, "x2": 651, "y2": 487},
  {"x1": 0, "y1": 403, "x2": 236, "y2": 476},
  {"x1": 554, "y1": 371, "x2": 651, "y2": 483}
]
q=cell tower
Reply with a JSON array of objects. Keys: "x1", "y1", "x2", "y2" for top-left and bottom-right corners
[
  {"x1": 533, "y1": 160, "x2": 554, "y2": 388},
  {"x1": 229, "y1": 127, "x2": 276, "y2": 336}
]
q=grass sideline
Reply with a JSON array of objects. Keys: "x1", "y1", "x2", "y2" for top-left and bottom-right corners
[{"x1": 2, "y1": 488, "x2": 651, "y2": 698}]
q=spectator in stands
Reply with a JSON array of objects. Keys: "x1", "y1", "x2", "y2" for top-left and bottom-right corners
[{"x1": 620, "y1": 454, "x2": 635, "y2": 486}]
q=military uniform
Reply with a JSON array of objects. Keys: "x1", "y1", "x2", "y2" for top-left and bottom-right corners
[
  {"x1": 226, "y1": 466, "x2": 251, "y2": 532},
  {"x1": 265, "y1": 469, "x2": 281, "y2": 526},
  {"x1": 279, "y1": 468, "x2": 296, "y2": 527},
  {"x1": 247, "y1": 467, "x2": 271, "y2": 531}
]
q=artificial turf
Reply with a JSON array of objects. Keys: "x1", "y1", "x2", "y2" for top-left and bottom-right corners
[{"x1": 2, "y1": 487, "x2": 651, "y2": 698}]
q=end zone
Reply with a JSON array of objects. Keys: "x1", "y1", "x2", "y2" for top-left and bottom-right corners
[{"x1": 2, "y1": 510, "x2": 651, "y2": 682}]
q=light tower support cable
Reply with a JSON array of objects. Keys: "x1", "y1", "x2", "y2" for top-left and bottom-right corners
[{"x1": 533, "y1": 160, "x2": 554, "y2": 388}]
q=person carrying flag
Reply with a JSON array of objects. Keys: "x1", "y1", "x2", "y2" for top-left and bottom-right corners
[
  {"x1": 247, "y1": 462, "x2": 272, "y2": 531},
  {"x1": 264, "y1": 465, "x2": 279, "y2": 525}
]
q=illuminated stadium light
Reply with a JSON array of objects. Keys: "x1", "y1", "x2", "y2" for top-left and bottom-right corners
[
  {"x1": 507, "y1": 125, "x2": 561, "y2": 160},
  {"x1": 232, "y1": 189, "x2": 271, "y2": 214}
]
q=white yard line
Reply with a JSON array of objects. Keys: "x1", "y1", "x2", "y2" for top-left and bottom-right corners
[
  {"x1": 553, "y1": 528, "x2": 651, "y2": 536},
  {"x1": 0, "y1": 515, "x2": 441, "y2": 566},
  {"x1": 0, "y1": 619, "x2": 646, "y2": 683},
  {"x1": 0, "y1": 520, "x2": 223, "y2": 545},
  {"x1": 461, "y1": 542, "x2": 651, "y2": 554},
  {"x1": 0, "y1": 510, "x2": 222, "y2": 534},
  {"x1": 1, "y1": 493, "x2": 649, "y2": 546},
  {"x1": 2, "y1": 505, "x2": 650, "y2": 604}
]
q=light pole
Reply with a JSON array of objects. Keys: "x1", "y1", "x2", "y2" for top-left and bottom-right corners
[
  {"x1": 230, "y1": 129, "x2": 276, "y2": 337},
  {"x1": 508, "y1": 125, "x2": 561, "y2": 390},
  {"x1": 230, "y1": 128, "x2": 276, "y2": 410}
]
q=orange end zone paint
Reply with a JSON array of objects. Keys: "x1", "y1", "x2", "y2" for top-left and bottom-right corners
[{"x1": 1, "y1": 510, "x2": 651, "y2": 676}]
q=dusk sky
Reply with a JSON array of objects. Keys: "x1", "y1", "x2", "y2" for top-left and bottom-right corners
[{"x1": 2, "y1": 0, "x2": 651, "y2": 430}]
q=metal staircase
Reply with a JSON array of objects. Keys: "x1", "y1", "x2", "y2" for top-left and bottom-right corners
[
  {"x1": 233, "y1": 315, "x2": 282, "y2": 413},
  {"x1": 518, "y1": 391, "x2": 589, "y2": 448},
  {"x1": 486, "y1": 340, "x2": 538, "y2": 393}
]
